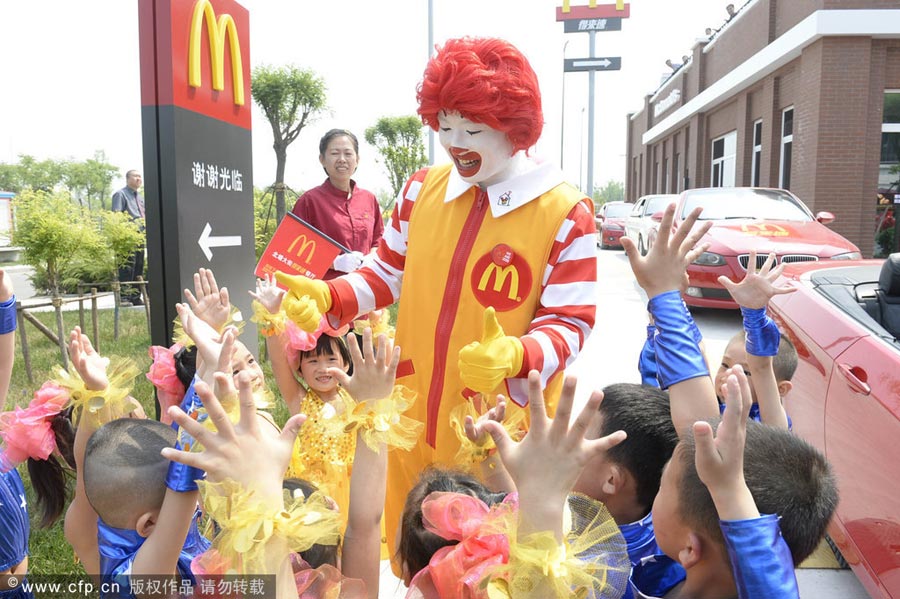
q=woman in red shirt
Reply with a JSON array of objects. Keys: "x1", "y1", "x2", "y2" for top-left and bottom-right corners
[{"x1": 290, "y1": 129, "x2": 385, "y2": 280}]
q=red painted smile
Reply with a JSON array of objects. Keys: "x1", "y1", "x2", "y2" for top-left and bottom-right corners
[{"x1": 450, "y1": 147, "x2": 482, "y2": 178}]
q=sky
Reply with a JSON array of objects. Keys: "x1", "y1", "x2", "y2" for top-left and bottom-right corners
[{"x1": 0, "y1": 0, "x2": 737, "y2": 198}]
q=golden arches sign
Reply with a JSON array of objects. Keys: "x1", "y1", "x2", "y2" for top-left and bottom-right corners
[
  {"x1": 288, "y1": 235, "x2": 317, "y2": 264},
  {"x1": 478, "y1": 263, "x2": 520, "y2": 301},
  {"x1": 561, "y1": 0, "x2": 625, "y2": 12},
  {"x1": 188, "y1": 0, "x2": 245, "y2": 106}
]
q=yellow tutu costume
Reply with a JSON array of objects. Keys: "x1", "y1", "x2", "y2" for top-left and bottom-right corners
[{"x1": 287, "y1": 388, "x2": 357, "y2": 531}]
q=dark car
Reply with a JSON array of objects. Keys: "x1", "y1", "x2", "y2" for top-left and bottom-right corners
[{"x1": 769, "y1": 256, "x2": 900, "y2": 599}]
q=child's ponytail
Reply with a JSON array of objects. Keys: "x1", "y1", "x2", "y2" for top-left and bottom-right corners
[{"x1": 26, "y1": 408, "x2": 76, "y2": 527}]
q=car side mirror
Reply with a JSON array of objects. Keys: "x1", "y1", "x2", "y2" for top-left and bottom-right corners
[
  {"x1": 650, "y1": 211, "x2": 664, "y2": 222},
  {"x1": 816, "y1": 211, "x2": 835, "y2": 225}
]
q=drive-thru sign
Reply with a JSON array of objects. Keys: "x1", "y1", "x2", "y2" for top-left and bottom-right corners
[{"x1": 139, "y1": 0, "x2": 257, "y2": 355}]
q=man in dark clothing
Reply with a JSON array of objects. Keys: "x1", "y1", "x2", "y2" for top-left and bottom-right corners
[{"x1": 111, "y1": 170, "x2": 145, "y2": 305}]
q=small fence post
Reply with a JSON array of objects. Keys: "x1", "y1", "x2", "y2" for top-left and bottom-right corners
[
  {"x1": 91, "y1": 287, "x2": 100, "y2": 352},
  {"x1": 112, "y1": 281, "x2": 121, "y2": 341},
  {"x1": 15, "y1": 302, "x2": 33, "y2": 384},
  {"x1": 137, "y1": 276, "x2": 151, "y2": 336},
  {"x1": 52, "y1": 295, "x2": 67, "y2": 368},
  {"x1": 78, "y1": 288, "x2": 86, "y2": 333}
]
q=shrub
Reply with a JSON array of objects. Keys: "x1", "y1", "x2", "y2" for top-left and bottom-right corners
[{"x1": 12, "y1": 190, "x2": 105, "y2": 295}]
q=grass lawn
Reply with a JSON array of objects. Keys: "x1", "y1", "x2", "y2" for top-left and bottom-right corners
[{"x1": 5, "y1": 306, "x2": 290, "y2": 576}]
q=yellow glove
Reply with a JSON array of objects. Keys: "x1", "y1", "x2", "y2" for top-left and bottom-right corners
[
  {"x1": 458, "y1": 307, "x2": 524, "y2": 395},
  {"x1": 275, "y1": 272, "x2": 333, "y2": 333}
]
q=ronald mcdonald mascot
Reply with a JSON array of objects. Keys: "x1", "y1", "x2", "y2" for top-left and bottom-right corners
[{"x1": 276, "y1": 37, "x2": 598, "y2": 564}]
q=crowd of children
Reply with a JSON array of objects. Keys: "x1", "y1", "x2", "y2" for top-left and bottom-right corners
[
  {"x1": 0, "y1": 201, "x2": 842, "y2": 599},
  {"x1": 0, "y1": 34, "x2": 844, "y2": 599}
]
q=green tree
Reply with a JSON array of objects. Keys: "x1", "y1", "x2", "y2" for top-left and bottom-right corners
[
  {"x1": 0, "y1": 163, "x2": 22, "y2": 193},
  {"x1": 63, "y1": 151, "x2": 120, "y2": 211},
  {"x1": 12, "y1": 190, "x2": 105, "y2": 295},
  {"x1": 365, "y1": 116, "x2": 428, "y2": 200},
  {"x1": 593, "y1": 180, "x2": 625, "y2": 206},
  {"x1": 16, "y1": 155, "x2": 66, "y2": 192},
  {"x1": 252, "y1": 65, "x2": 327, "y2": 223},
  {"x1": 97, "y1": 210, "x2": 144, "y2": 272}
]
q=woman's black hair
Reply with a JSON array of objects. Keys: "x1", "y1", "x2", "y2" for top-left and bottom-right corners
[
  {"x1": 173, "y1": 345, "x2": 198, "y2": 390},
  {"x1": 397, "y1": 467, "x2": 508, "y2": 579},
  {"x1": 26, "y1": 407, "x2": 76, "y2": 528},
  {"x1": 318, "y1": 129, "x2": 359, "y2": 157},
  {"x1": 282, "y1": 478, "x2": 339, "y2": 568}
]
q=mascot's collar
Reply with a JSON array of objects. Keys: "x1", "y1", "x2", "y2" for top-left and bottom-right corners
[{"x1": 443, "y1": 161, "x2": 565, "y2": 218}]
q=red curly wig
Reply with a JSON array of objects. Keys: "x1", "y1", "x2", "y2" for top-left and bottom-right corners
[{"x1": 416, "y1": 37, "x2": 543, "y2": 153}]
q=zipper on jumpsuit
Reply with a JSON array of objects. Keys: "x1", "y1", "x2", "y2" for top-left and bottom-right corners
[{"x1": 425, "y1": 189, "x2": 488, "y2": 447}]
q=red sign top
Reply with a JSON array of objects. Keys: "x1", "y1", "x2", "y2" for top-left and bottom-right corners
[
  {"x1": 140, "y1": 0, "x2": 252, "y2": 130},
  {"x1": 556, "y1": 3, "x2": 630, "y2": 20}
]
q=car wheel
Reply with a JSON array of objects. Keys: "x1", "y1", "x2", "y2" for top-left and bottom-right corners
[{"x1": 638, "y1": 235, "x2": 646, "y2": 256}]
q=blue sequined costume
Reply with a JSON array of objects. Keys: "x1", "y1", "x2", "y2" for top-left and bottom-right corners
[
  {"x1": 628, "y1": 514, "x2": 798, "y2": 598},
  {"x1": 0, "y1": 470, "x2": 33, "y2": 599},
  {"x1": 98, "y1": 510, "x2": 209, "y2": 599}
]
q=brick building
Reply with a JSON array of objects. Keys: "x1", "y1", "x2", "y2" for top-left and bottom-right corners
[{"x1": 625, "y1": 0, "x2": 900, "y2": 256}]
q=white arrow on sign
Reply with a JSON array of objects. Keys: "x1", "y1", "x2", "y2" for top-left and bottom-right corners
[
  {"x1": 573, "y1": 58, "x2": 612, "y2": 68},
  {"x1": 198, "y1": 222, "x2": 242, "y2": 261}
]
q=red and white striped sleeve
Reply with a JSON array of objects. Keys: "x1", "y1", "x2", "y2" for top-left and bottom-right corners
[
  {"x1": 327, "y1": 169, "x2": 429, "y2": 324},
  {"x1": 507, "y1": 198, "x2": 598, "y2": 405}
]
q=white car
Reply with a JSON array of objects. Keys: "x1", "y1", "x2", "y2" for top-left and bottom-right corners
[{"x1": 624, "y1": 194, "x2": 678, "y2": 256}]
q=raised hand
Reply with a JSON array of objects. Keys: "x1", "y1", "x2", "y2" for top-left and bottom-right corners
[
  {"x1": 163, "y1": 372, "x2": 305, "y2": 493},
  {"x1": 622, "y1": 203, "x2": 712, "y2": 299},
  {"x1": 327, "y1": 328, "x2": 400, "y2": 403},
  {"x1": 692, "y1": 365, "x2": 757, "y2": 520},
  {"x1": 482, "y1": 372, "x2": 626, "y2": 536},
  {"x1": 463, "y1": 396, "x2": 507, "y2": 447},
  {"x1": 175, "y1": 303, "x2": 235, "y2": 384},
  {"x1": 458, "y1": 307, "x2": 523, "y2": 395},
  {"x1": 68, "y1": 326, "x2": 109, "y2": 391},
  {"x1": 249, "y1": 273, "x2": 285, "y2": 314},
  {"x1": 0, "y1": 268, "x2": 13, "y2": 303},
  {"x1": 718, "y1": 251, "x2": 795, "y2": 310},
  {"x1": 184, "y1": 268, "x2": 231, "y2": 331}
]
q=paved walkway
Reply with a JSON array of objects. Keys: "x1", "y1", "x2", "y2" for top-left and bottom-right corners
[{"x1": 5, "y1": 264, "x2": 125, "y2": 312}]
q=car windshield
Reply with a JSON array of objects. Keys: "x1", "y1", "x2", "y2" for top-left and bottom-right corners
[
  {"x1": 681, "y1": 189, "x2": 812, "y2": 221},
  {"x1": 646, "y1": 195, "x2": 675, "y2": 215},
  {"x1": 604, "y1": 203, "x2": 631, "y2": 218}
]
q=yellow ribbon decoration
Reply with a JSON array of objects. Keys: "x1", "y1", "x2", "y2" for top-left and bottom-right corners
[
  {"x1": 329, "y1": 385, "x2": 423, "y2": 453},
  {"x1": 483, "y1": 494, "x2": 631, "y2": 599},
  {"x1": 53, "y1": 357, "x2": 141, "y2": 426},
  {"x1": 450, "y1": 398, "x2": 527, "y2": 470},
  {"x1": 250, "y1": 299, "x2": 287, "y2": 337},
  {"x1": 198, "y1": 479, "x2": 340, "y2": 575}
]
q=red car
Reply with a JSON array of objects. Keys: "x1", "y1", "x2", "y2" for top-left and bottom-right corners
[
  {"x1": 768, "y1": 256, "x2": 900, "y2": 599},
  {"x1": 596, "y1": 201, "x2": 630, "y2": 249},
  {"x1": 673, "y1": 187, "x2": 861, "y2": 308}
]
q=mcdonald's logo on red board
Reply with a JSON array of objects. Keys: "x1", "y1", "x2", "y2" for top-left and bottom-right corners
[
  {"x1": 288, "y1": 235, "x2": 317, "y2": 265},
  {"x1": 140, "y1": 0, "x2": 252, "y2": 129}
]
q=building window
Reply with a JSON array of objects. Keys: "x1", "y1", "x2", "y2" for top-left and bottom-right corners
[
  {"x1": 881, "y1": 91, "x2": 900, "y2": 190},
  {"x1": 751, "y1": 120, "x2": 762, "y2": 186},
  {"x1": 673, "y1": 153, "x2": 680, "y2": 192},
  {"x1": 780, "y1": 107, "x2": 793, "y2": 190},
  {"x1": 711, "y1": 131, "x2": 736, "y2": 187},
  {"x1": 662, "y1": 157, "x2": 669, "y2": 193}
]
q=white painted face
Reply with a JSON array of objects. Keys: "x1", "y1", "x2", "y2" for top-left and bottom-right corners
[{"x1": 437, "y1": 111, "x2": 515, "y2": 187}]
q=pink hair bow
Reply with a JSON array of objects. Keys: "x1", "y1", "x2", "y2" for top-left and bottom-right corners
[
  {"x1": 284, "y1": 318, "x2": 351, "y2": 372},
  {"x1": 407, "y1": 491, "x2": 518, "y2": 599},
  {"x1": 146, "y1": 343, "x2": 186, "y2": 425},
  {"x1": 0, "y1": 381, "x2": 69, "y2": 471}
]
